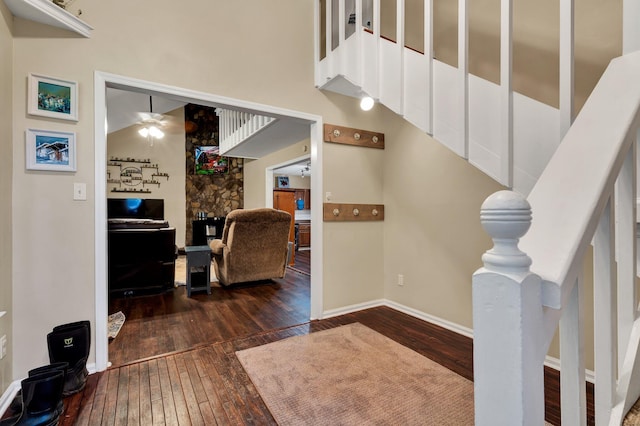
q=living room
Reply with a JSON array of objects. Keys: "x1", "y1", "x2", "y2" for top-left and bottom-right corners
[{"x1": 104, "y1": 90, "x2": 316, "y2": 365}]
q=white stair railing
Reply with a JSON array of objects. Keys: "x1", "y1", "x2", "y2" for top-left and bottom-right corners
[
  {"x1": 315, "y1": 0, "x2": 574, "y2": 196},
  {"x1": 473, "y1": 50, "x2": 640, "y2": 425},
  {"x1": 216, "y1": 109, "x2": 276, "y2": 156}
]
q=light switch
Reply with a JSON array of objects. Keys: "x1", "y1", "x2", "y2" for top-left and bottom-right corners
[
  {"x1": 74, "y1": 183, "x2": 87, "y2": 201},
  {"x1": 325, "y1": 192, "x2": 332, "y2": 201}
]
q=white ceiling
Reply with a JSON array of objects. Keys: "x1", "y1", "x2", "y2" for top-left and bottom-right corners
[
  {"x1": 105, "y1": 87, "x2": 312, "y2": 160},
  {"x1": 106, "y1": 88, "x2": 186, "y2": 134},
  {"x1": 274, "y1": 159, "x2": 312, "y2": 177}
]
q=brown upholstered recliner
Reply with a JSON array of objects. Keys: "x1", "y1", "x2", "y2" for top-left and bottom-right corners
[{"x1": 209, "y1": 208, "x2": 293, "y2": 286}]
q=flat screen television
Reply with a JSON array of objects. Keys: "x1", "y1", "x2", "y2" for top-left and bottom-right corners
[{"x1": 107, "y1": 198, "x2": 164, "y2": 220}]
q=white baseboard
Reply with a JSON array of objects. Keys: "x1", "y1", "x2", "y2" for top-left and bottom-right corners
[
  {"x1": 324, "y1": 298, "x2": 595, "y2": 383},
  {"x1": 0, "y1": 380, "x2": 20, "y2": 418}
]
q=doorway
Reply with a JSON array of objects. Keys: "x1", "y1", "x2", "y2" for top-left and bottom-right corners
[{"x1": 94, "y1": 72, "x2": 324, "y2": 371}]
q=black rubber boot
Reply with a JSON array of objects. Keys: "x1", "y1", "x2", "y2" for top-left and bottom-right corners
[
  {"x1": 46, "y1": 321, "x2": 91, "y2": 396},
  {"x1": 8, "y1": 363, "x2": 68, "y2": 415},
  {"x1": 0, "y1": 370, "x2": 64, "y2": 426}
]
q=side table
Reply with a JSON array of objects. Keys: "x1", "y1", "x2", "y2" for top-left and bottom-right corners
[{"x1": 185, "y1": 245, "x2": 212, "y2": 297}]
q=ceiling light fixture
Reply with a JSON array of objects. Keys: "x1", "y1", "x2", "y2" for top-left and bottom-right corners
[
  {"x1": 360, "y1": 95, "x2": 375, "y2": 111},
  {"x1": 138, "y1": 96, "x2": 165, "y2": 146},
  {"x1": 300, "y1": 161, "x2": 311, "y2": 178}
]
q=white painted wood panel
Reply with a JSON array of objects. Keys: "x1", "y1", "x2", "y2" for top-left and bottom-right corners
[
  {"x1": 468, "y1": 75, "x2": 502, "y2": 183},
  {"x1": 342, "y1": 34, "x2": 361, "y2": 86},
  {"x1": 403, "y1": 48, "x2": 429, "y2": 133},
  {"x1": 361, "y1": 30, "x2": 379, "y2": 99},
  {"x1": 379, "y1": 38, "x2": 403, "y2": 114},
  {"x1": 433, "y1": 60, "x2": 465, "y2": 157},
  {"x1": 513, "y1": 93, "x2": 561, "y2": 196}
]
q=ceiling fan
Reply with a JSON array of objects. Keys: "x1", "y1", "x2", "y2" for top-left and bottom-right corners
[{"x1": 137, "y1": 96, "x2": 167, "y2": 145}]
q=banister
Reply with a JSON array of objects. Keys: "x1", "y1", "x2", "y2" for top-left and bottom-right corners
[{"x1": 519, "y1": 50, "x2": 640, "y2": 309}]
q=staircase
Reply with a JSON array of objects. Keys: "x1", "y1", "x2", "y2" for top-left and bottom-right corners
[{"x1": 314, "y1": 0, "x2": 640, "y2": 424}]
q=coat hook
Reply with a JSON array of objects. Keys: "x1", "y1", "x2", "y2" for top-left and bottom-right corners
[
  {"x1": 333, "y1": 129, "x2": 341, "y2": 137},
  {"x1": 372, "y1": 209, "x2": 378, "y2": 216},
  {"x1": 354, "y1": 132, "x2": 361, "y2": 140},
  {"x1": 372, "y1": 136, "x2": 379, "y2": 144},
  {"x1": 333, "y1": 208, "x2": 340, "y2": 216},
  {"x1": 353, "y1": 208, "x2": 360, "y2": 216}
]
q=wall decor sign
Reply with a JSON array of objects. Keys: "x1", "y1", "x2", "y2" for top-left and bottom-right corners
[
  {"x1": 28, "y1": 73, "x2": 78, "y2": 121},
  {"x1": 26, "y1": 128, "x2": 76, "y2": 172},
  {"x1": 194, "y1": 146, "x2": 229, "y2": 175}
]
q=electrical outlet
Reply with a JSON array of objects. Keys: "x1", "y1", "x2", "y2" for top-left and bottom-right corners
[
  {"x1": 0, "y1": 335, "x2": 6, "y2": 359},
  {"x1": 398, "y1": 274, "x2": 404, "y2": 286}
]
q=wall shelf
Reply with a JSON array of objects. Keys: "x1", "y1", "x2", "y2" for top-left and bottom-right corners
[{"x1": 3, "y1": 0, "x2": 93, "y2": 37}]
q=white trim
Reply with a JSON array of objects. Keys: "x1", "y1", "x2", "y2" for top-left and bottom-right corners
[
  {"x1": 324, "y1": 298, "x2": 595, "y2": 383},
  {"x1": 384, "y1": 300, "x2": 474, "y2": 338},
  {"x1": 94, "y1": 71, "x2": 324, "y2": 370},
  {"x1": 0, "y1": 380, "x2": 19, "y2": 418},
  {"x1": 3, "y1": 0, "x2": 93, "y2": 37},
  {"x1": 265, "y1": 154, "x2": 311, "y2": 208}
]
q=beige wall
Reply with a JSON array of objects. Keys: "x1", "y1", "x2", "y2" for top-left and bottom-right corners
[
  {"x1": 9, "y1": 0, "x2": 391, "y2": 377},
  {"x1": 281, "y1": 174, "x2": 311, "y2": 190},
  {"x1": 107, "y1": 108, "x2": 187, "y2": 247},
  {"x1": 0, "y1": 1, "x2": 12, "y2": 395},
  {"x1": 244, "y1": 140, "x2": 311, "y2": 209},
  {"x1": 6, "y1": 0, "x2": 622, "y2": 382},
  {"x1": 382, "y1": 114, "x2": 503, "y2": 328}
]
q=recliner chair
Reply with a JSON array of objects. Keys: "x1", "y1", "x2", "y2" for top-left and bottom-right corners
[{"x1": 209, "y1": 208, "x2": 293, "y2": 286}]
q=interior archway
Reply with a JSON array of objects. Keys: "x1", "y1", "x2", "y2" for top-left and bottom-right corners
[{"x1": 94, "y1": 71, "x2": 324, "y2": 371}]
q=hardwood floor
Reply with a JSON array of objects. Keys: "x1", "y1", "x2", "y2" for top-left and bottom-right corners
[
  {"x1": 6, "y1": 248, "x2": 593, "y2": 425},
  {"x1": 108, "y1": 265, "x2": 311, "y2": 367}
]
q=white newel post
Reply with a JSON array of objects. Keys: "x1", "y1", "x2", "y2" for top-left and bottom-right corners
[{"x1": 473, "y1": 190, "x2": 546, "y2": 425}]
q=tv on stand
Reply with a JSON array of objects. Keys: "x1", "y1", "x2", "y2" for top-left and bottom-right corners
[{"x1": 107, "y1": 198, "x2": 164, "y2": 220}]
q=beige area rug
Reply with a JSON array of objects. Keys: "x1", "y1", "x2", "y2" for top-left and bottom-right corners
[
  {"x1": 236, "y1": 322, "x2": 475, "y2": 425},
  {"x1": 174, "y1": 255, "x2": 219, "y2": 287}
]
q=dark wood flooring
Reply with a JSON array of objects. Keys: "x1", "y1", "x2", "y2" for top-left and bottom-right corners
[{"x1": 6, "y1": 249, "x2": 594, "y2": 425}]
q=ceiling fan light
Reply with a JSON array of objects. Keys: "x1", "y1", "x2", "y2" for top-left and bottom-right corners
[
  {"x1": 149, "y1": 126, "x2": 164, "y2": 139},
  {"x1": 360, "y1": 96, "x2": 374, "y2": 111},
  {"x1": 138, "y1": 127, "x2": 149, "y2": 138}
]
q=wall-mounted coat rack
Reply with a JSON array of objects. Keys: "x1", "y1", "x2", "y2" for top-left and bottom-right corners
[
  {"x1": 323, "y1": 203, "x2": 385, "y2": 222},
  {"x1": 323, "y1": 124, "x2": 385, "y2": 149}
]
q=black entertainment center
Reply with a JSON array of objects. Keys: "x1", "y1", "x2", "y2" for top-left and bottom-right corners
[{"x1": 107, "y1": 198, "x2": 176, "y2": 297}]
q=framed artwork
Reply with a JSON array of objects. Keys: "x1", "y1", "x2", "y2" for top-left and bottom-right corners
[
  {"x1": 26, "y1": 129, "x2": 77, "y2": 172},
  {"x1": 276, "y1": 176, "x2": 290, "y2": 188},
  {"x1": 194, "y1": 146, "x2": 229, "y2": 175},
  {"x1": 28, "y1": 73, "x2": 78, "y2": 121}
]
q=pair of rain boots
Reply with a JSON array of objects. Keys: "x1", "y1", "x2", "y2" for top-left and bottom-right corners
[
  {"x1": 0, "y1": 367, "x2": 65, "y2": 426},
  {"x1": 1, "y1": 321, "x2": 91, "y2": 426}
]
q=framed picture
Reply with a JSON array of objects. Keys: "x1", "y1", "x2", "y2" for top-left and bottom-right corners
[
  {"x1": 276, "y1": 176, "x2": 290, "y2": 188},
  {"x1": 26, "y1": 129, "x2": 77, "y2": 172},
  {"x1": 194, "y1": 146, "x2": 229, "y2": 175},
  {"x1": 28, "y1": 73, "x2": 78, "y2": 121}
]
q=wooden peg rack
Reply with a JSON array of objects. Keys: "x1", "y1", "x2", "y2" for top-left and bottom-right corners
[
  {"x1": 323, "y1": 203, "x2": 385, "y2": 222},
  {"x1": 324, "y1": 124, "x2": 385, "y2": 149}
]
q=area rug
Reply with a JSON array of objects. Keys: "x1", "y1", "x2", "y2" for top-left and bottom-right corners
[
  {"x1": 236, "y1": 322, "x2": 474, "y2": 425},
  {"x1": 107, "y1": 311, "x2": 125, "y2": 340},
  {"x1": 174, "y1": 255, "x2": 219, "y2": 287}
]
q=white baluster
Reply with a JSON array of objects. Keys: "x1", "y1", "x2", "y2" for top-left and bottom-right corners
[
  {"x1": 593, "y1": 196, "x2": 615, "y2": 425},
  {"x1": 473, "y1": 190, "x2": 546, "y2": 425},
  {"x1": 560, "y1": 273, "x2": 587, "y2": 425}
]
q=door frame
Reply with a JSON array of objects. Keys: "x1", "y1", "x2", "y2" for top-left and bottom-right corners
[{"x1": 94, "y1": 71, "x2": 324, "y2": 371}]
